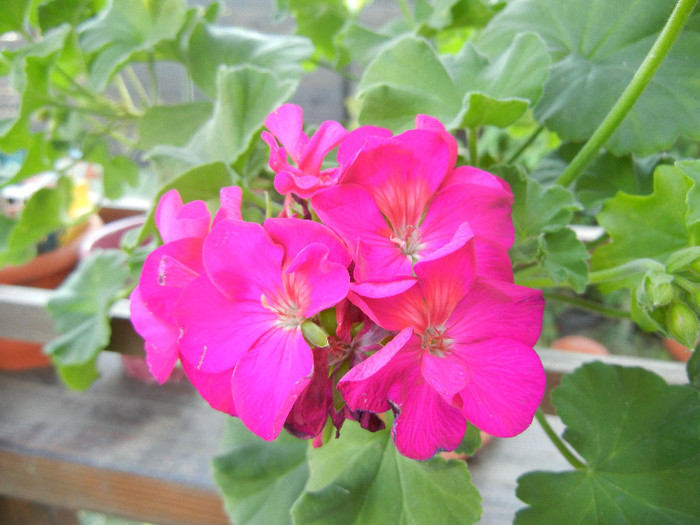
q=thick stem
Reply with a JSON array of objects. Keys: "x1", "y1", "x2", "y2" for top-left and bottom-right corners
[
  {"x1": 556, "y1": 0, "x2": 698, "y2": 187},
  {"x1": 588, "y1": 259, "x2": 661, "y2": 285},
  {"x1": 535, "y1": 408, "x2": 586, "y2": 470},
  {"x1": 397, "y1": 0, "x2": 414, "y2": 27}
]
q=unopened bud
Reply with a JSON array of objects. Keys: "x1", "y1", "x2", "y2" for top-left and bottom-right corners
[
  {"x1": 301, "y1": 320, "x2": 329, "y2": 348},
  {"x1": 638, "y1": 270, "x2": 674, "y2": 308},
  {"x1": 666, "y1": 302, "x2": 700, "y2": 349}
]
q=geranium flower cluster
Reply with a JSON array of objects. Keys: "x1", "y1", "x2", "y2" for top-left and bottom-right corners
[{"x1": 131, "y1": 104, "x2": 546, "y2": 460}]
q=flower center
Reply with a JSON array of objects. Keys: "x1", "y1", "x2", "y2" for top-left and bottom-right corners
[
  {"x1": 261, "y1": 292, "x2": 303, "y2": 329},
  {"x1": 421, "y1": 326, "x2": 452, "y2": 358},
  {"x1": 391, "y1": 224, "x2": 424, "y2": 259}
]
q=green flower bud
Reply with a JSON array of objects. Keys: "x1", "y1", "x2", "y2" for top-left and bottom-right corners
[
  {"x1": 301, "y1": 320, "x2": 329, "y2": 348},
  {"x1": 666, "y1": 302, "x2": 700, "y2": 349},
  {"x1": 638, "y1": 269, "x2": 675, "y2": 309}
]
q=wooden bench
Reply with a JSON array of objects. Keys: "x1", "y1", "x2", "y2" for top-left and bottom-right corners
[{"x1": 0, "y1": 284, "x2": 687, "y2": 524}]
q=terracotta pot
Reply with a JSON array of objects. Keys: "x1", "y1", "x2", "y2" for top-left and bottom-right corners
[
  {"x1": 663, "y1": 338, "x2": 693, "y2": 362},
  {"x1": 0, "y1": 215, "x2": 104, "y2": 371},
  {"x1": 551, "y1": 335, "x2": 609, "y2": 355}
]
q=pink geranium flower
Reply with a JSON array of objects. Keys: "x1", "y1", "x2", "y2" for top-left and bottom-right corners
[
  {"x1": 130, "y1": 187, "x2": 242, "y2": 415},
  {"x1": 338, "y1": 241, "x2": 545, "y2": 460},
  {"x1": 175, "y1": 217, "x2": 351, "y2": 440},
  {"x1": 262, "y1": 104, "x2": 348, "y2": 198},
  {"x1": 311, "y1": 116, "x2": 515, "y2": 295}
]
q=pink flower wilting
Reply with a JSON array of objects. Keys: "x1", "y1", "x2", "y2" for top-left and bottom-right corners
[
  {"x1": 262, "y1": 103, "x2": 348, "y2": 198},
  {"x1": 338, "y1": 241, "x2": 545, "y2": 460},
  {"x1": 311, "y1": 115, "x2": 515, "y2": 296},
  {"x1": 175, "y1": 217, "x2": 351, "y2": 440},
  {"x1": 129, "y1": 187, "x2": 242, "y2": 415}
]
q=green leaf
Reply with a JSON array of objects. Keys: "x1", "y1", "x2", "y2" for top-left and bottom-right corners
[
  {"x1": 149, "y1": 66, "x2": 297, "y2": 176},
  {"x1": 213, "y1": 418, "x2": 310, "y2": 525},
  {"x1": 290, "y1": 419, "x2": 482, "y2": 525},
  {"x1": 137, "y1": 101, "x2": 213, "y2": 149},
  {"x1": 78, "y1": 0, "x2": 187, "y2": 91},
  {"x1": 187, "y1": 22, "x2": 312, "y2": 99},
  {"x1": 54, "y1": 355, "x2": 100, "y2": 391},
  {"x1": 477, "y1": 0, "x2": 700, "y2": 155},
  {"x1": 592, "y1": 164, "x2": 699, "y2": 281},
  {"x1": 0, "y1": 0, "x2": 33, "y2": 34},
  {"x1": 540, "y1": 229, "x2": 590, "y2": 292},
  {"x1": 515, "y1": 362, "x2": 700, "y2": 524},
  {"x1": 84, "y1": 141, "x2": 139, "y2": 200},
  {"x1": 677, "y1": 159, "x2": 700, "y2": 230},
  {"x1": 45, "y1": 250, "x2": 130, "y2": 388},
  {"x1": 0, "y1": 176, "x2": 74, "y2": 267},
  {"x1": 37, "y1": 0, "x2": 104, "y2": 31},
  {"x1": 358, "y1": 32, "x2": 549, "y2": 131},
  {"x1": 287, "y1": 0, "x2": 350, "y2": 63}
]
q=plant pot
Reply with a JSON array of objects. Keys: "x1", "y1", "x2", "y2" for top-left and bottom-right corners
[
  {"x1": 551, "y1": 335, "x2": 609, "y2": 355},
  {"x1": 0, "y1": 214, "x2": 104, "y2": 371},
  {"x1": 663, "y1": 338, "x2": 693, "y2": 362}
]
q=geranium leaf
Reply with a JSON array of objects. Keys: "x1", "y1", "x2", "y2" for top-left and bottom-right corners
[
  {"x1": 477, "y1": 0, "x2": 700, "y2": 155},
  {"x1": 45, "y1": 250, "x2": 130, "y2": 389},
  {"x1": 540, "y1": 229, "x2": 590, "y2": 292},
  {"x1": 676, "y1": 159, "x2": 700, "y2": 229},
  {"x1": 591, "y1": 163, "x2": 699, "y2": 286},
  {"x1": 516, "y1": 362, "x2": 700, "y2": 524},
  {"x1": 358, "y1": 32, "x2": 548, "y2": 131},
  {"x1": 187, "y1": 23, "x2": 312, "y2": 99},
  {"x1": 213, "y1": 418, "x2": 310, "y2": 525},
  {"x1": 290, "y1": 419, "x2": 482, "y2": 525},
  {"x1": 78, "y1": 0, "x2": 187, "y2": 91},
  {"x1": 286, "y1": 0, "x2": 350, "y2": 63},
  {"x1": 149, "y1": 66, "x2": 297, "y2": 176},
  {"x1": 0, "y1": 0, "x2": 33, "y2": 34},
  {"x1": 137, "y1": 101, "x2": 213, "y2": 150}
]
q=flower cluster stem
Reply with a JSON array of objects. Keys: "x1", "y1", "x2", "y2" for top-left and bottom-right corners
[
  {"x1": 556, "y1": 0, "x2": 698, "y2": 187},
  {"x1": 543, "y1": 291, "x2": 630, "y2": 319},
  {"x1": 535, "y1": 408, "x2": 586, "y2": 470}
]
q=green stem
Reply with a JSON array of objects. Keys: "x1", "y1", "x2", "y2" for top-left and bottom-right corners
[
  {"x1": 114, "y1": 74, "x2": 140, "y2": 116},
  {"x1": 125, "y1": 66, "x2": 151, "y2": 105},
  {"x1": 588, "y1": 259, "x2": 662, "y2": 285},
  {"x1": 468, "y1": 127, "x2": 478, "y2": 165},
  {"x1": 556, "y1": 0, "x2": 698, "y2": 187},
  {"x1": 397, "y1": 0, "x2": 414, "y2": 28},
  {"x1": 148, "y1": 53, "x2": 158, "y2": 104},
  {"x1": 506, "y1": 125, "x2": 544, "y2": 165},
  {"x1": 543, "y1": 291, "x2": 630, "y2": 319},
  {"x1": 535, "y1": 408, "x2": 586, "y2": 470}
]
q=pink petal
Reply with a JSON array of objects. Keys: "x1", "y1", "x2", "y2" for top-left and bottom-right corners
[
  {"x1": 264, "y1": 217, "x2": 351, "y2": 268},
  {"x1": 391, "y1": 371, "x2": 466, "y2": 460},
  {"x1": 213, "y1": 186, "x2": 243, "y2": 224},
  {"x1": 447, "y1": 278, "x2": 545, "y2": 347},
  {"x1": 348, "y1": 282, "x2": 427, "y2": 332},
  {"x1": 203, "y1": 220, "x2": 283, "y2": 299},
  {"x1": 312, "y1": 184, "x2": 412, "y2": 283},
  {"x1": 338, "y1": 328, "x2": 415, "y2": 414},
  {"x1": 264, "y1": 104, "x2": 308, "y2": 163},
  {"x1": 129, "y1": 287, "x2": 179, "y2": 384},
  {"x1": 421, "y1": 180, "x2": 514, "y2": 254},
  {"x1": 232, "y1": 327, "x2": 314, "y2": 440},
  {"x1": 297, "y1": 120, "x2": 348, "y2": 174},
  {"x1": 421, "y1": 351, "x2": 469, "y2": 402},
  {"x1": 473, "y1": 238, "x2": 514, "y2": 281},
  {"x1": 284, "y1": 346, "x2": 331, "y2": 439},
  {"x1": 180, "y1": 359, "x2": 237, "y2": 416},
  {"x1": 156, "y1": 190, "x2": 211, "y2": 243},
  {"x1": 415, "y1": 114, "x2": 457, "y2": 168},
  {"x1": 440, "y1": 165, "x2": 513, "y2": 195},
  {"x1": 138, "y1": 238, "x2": 204, "y2": 322},
  {"x1": 336, "y1": 125, "x2": 392, "y2": 167},
  {"x1": 454, "y1": 337, "x2": 545, "y2": 437},
  {"x1": 413, "y1": 238, "x2": 477, "y2": 326},
  {"x1": 284, "y1": 242, "x2": 350, "y2": 317},
  {"x1": 176, "y1": 275, "x2": 275, "y2": 373}
]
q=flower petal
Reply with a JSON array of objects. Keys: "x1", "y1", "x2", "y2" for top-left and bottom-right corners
[
  {"x1": 448, "y1": 278, "x2": 545, "y2": 347},
  {"x1": 264, "y1": 217, "x2": 351, "y2": 268},
  {"x1": 180, "y1": 359, "x2": 237, "y2": 416},
  {"x1": 129, "y1": 286, "x2": 179, "y2": 384},
  {"x1": 454, "y1": 337, "x2": 545, "y2": 437},
  {"x1": 213, "y1": 186, "x2": 243, "y2": 224},
  {"x1": 177, "y1": 275, "x2": 274, "y2": 373},
  {"x1": 284, "y1": 346, "x2": 330, "y2": 439},
  {"x1": 232, "y1": 327, "x2": 314, "y2": 440},
  {"x1": 156, "y1": 190, "x2": 211, "y2": 243},
  {"x1": 264, "y1": 103, "x2": 308, "y2": 163},
  {"x1": 298, "y1": 120, "x2": 347, "y2": 174}
]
